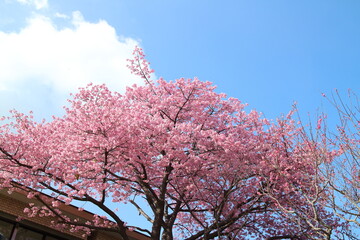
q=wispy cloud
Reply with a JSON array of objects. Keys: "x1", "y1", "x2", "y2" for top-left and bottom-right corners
[
  {"x1": 54, "y1": 12, "x2": 70, "y2": 19},
  {"x1": 15, "y1": 0, "x2": 48, "y2": 10},
  {"x1": 0, "y1": 11, "x2": 145, "y2": 117}
]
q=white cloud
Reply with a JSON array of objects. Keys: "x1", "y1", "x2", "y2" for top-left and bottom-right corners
[
  {"x1": 54, "y1": 12, "x2": 70, "y2": 19},
  {"x1": 0, "y1": 11, "x2": 147, "y2": 117},
  {"x1": 15, "y1": 0, "x2": 48, "y2": 9}
]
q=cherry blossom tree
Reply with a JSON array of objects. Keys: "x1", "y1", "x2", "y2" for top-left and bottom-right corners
[
  {"x1": 315, "y1": 90, "x2": 360, "y2": 238},
  {"x1": 0, "y1": 47, "x2": 340, "y2": 239}
]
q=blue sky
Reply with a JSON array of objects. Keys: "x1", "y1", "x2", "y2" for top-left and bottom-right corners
[
  {"x1": 1, "y1": 0, "x2": 359, "y2": 120},
  {"x1": 1, "y1": 0, "x2": 359, "y2": 233}
]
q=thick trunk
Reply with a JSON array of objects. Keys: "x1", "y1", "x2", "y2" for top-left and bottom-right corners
[
  {"x1": 161, "y1": 226, "x2": 173, "y2": 240},
  {"x1": 151, "y1": 164, "x2": 173, "y2": 240},
  {"x1": 151, "y1": 204, "x2": 165, "y2": 240}
]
